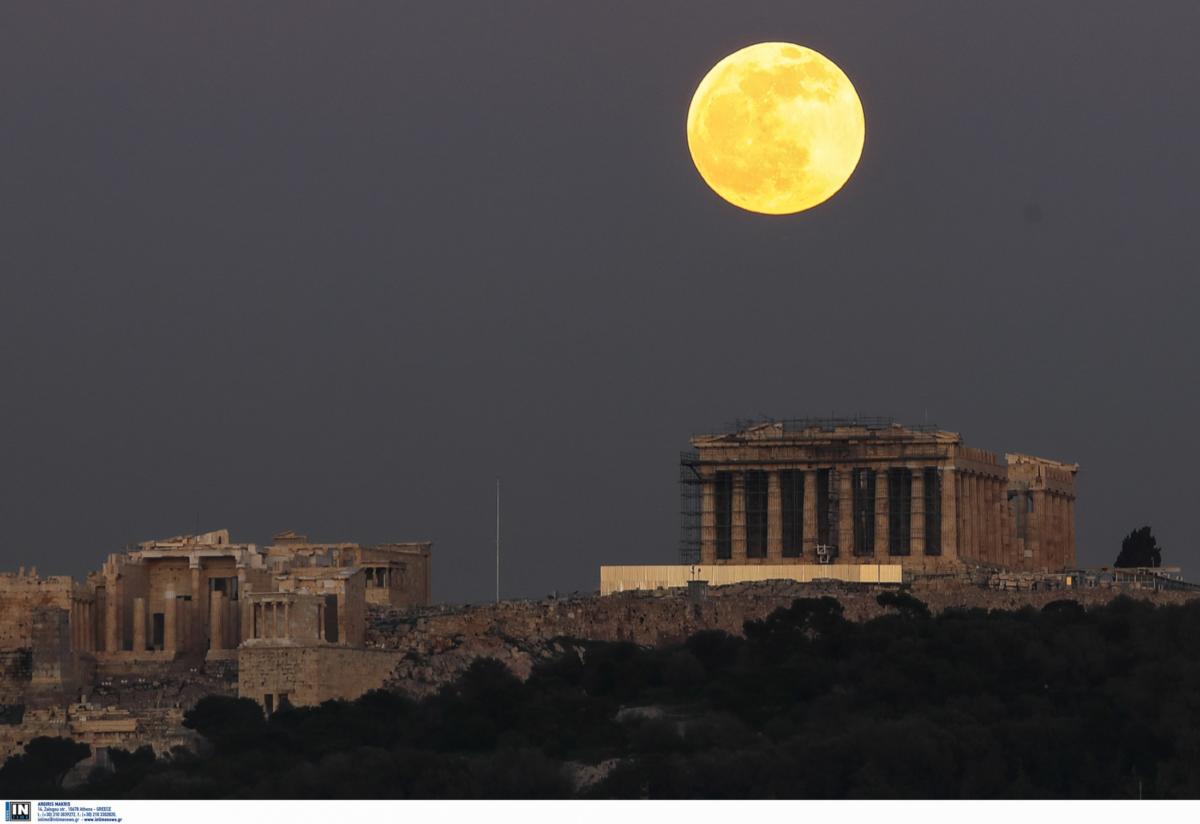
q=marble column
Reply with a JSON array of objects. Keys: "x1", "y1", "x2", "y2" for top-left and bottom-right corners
[
  {"x1": 1039, "y1": 492, "x2": 1052, "y2": 570},
  {"x1": 700, "y1": 480, "x2": 716, "y2": 564},
  {"x1": 989, "y1": 478, "x2": 998, "y2": 563},
  {"x1": 164, "y1": 590, "x2": 177, "y2": 653},
  {"x1": 940, "y1": 468, "x2": 958, "y2": 560},
  {"x1": 1056, "y1": 495, "x2": 1065, "y2": 568},
  {"x1": 1043, "y1": 493, "x2": 1054, "y2": 569},
  {"x1": 953, "y1": 475, "x2": 963, "y2": 559},
  {"x1": 837, "y1": 468, "x2": 854, "y2": 557},
  {"x1": 104, "y1": 581, "x2": 120, "y2": 653},
  {"x1": 1032, "y1": 494, "x2": 1041, "y2": 570},
  {"x1": 974, "y1": 477, "x2": 984, "y2": 566},
  {"x1": 802, "y1": 470, "x2": 818, "y2": 557},
  {"x1": 988, "y1": 476, "x2": 996, "y2": 564},
  {"x1": 998, "y1": 482, "x2": 1011, "y2": 568},
  {"x1": 1051, "y1": 493, "x2": 1064, "y2": 570},
  {"x1": 910, "y1": 468, "x2": 925, "y2": 555},
  {"x1": 767, "y1": 472, "x2": 782, "y2": 561},
  {"x1": 978, "y1": 477, "x2": 989, "y2": 564},
  {"x1": 874, "y1": 468, "x2": 889, "y2": 556},
  {"x1": 191, "y1": 565, "x2": 203, "y2": 653},
  {"x1": 1066, "y1": 497, "x2": 1076, "y2": 568},
  {"x1": 732, "y1": 473, "x2": 747, "y2": 561},
  {"x1": 132, "y1": 597, "x2": 147, "y2": 652},
  {"x1": 1065, "y1": 496, "x2": 1075, "y2": 566},
  {"x1": 210, "y1": 591, "x2": 225, "y2": 651},
  {"x1": 977, "y1": 476, "x2": 988, "y2": 564},
  {"x1": 241, "y1": 594, "x2": 253, "y2": 647},
  {"x1": 998, "y1": 479, "x2": 1008, "y2": 563},
  {"x1": 957, "y1": 475, "x2": 970, "y2": 560},
  {"x1": 1000, "y1": 479, "x2": 1010, "y2": 566},
  {"x1": 1003, "y1": 477, "x2": 1012, "y2": 566},
  {"x1": 984, "y1": 477, "x2": 993, "y2": 566},
  {"x1": 974, "y1": 476, "x2": 983, "y2": 563}
]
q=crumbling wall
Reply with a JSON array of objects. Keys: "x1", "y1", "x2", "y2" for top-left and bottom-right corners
[
  {"x1": 0, "y1": 655, "x2": 235, "y2": 762},
  {"x1": 0, "y1": 704, "x2": 198, "y2": 762},
  {"x1": 0, "y1": 705, "x2": 68, "y2": 760},
  {"x1": 0, "y1": 649, "x2": 32, "y2": 703},
  {"x1": 29, "y1": 608, "x2": 76, "y2": 706},
  {"x1": 0, "y1": 649, "x2": 32, "y2": 728},
  {"x1": 0, "y1": 573, "x2": 74, "y2": 648},
  {"x1": 91, "y1": 658, "x2": 238, "y2": 710}
]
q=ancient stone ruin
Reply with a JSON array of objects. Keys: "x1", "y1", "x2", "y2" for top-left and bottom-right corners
[
  {"x1": 0, "y1": 529, "x2": 431, "y2": 759},
  {"x1": 681, "y1": 417, "x2": 1079, "y2": 572}
]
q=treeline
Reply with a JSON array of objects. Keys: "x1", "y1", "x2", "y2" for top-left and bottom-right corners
[{"x1": 6, "y1": 592, "x2": 1200, "y2": 798}]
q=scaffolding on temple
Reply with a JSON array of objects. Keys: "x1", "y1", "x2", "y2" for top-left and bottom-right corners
[
  {"x1": 679, "y1": 451, "x2": 702, "y2": 565},
  {"x1": 722, "y1": 414, "x2": 941, "y2": 435}
]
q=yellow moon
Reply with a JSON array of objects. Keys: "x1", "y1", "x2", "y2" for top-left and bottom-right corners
[{"x1": 687, "y1": 42, "x2": 865, "y2": 214}]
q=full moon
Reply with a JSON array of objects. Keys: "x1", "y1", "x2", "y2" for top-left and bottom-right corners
[{"x1": 687, "y1": 42, "x2": 865, "y2": 215}]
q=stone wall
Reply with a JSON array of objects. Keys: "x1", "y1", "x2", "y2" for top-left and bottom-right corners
[
  {"x1": 238, "y1": 645, "x2": 404, "y2": 708},
  {"x1": 145, "y1": 559, "x2": 191, "y2": 627},
  {"x1": 359, "y1": 544, "x2": 432, "y2": 608},
  {"x1": 0, "y1": 649, "x2": 32, "y2": 704},
  {"x1": 0, "y1": 606, "x2": 97, "y2": 712},
  {"x1": 390, "y1": 550, "x2": 431, "y2": 607},
  {"x1": 91, "y1": 658, "x2": 238, "y2": 711},
  {"x1": 0, "y1": 573, "x2": 73, "y2": 648},
  {"x1": 30, "y1": 609, "x2": 72, "y2": 689}
]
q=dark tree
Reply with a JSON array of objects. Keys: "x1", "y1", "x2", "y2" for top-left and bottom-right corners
[
  {"x1": 0, "y1": 736, "x2": 90, "y2": 795},
  {"x1": 1115, "y1": 526, "x2": 1162, "y2": 568},
  {"x1": 46, "y1": 593, "x2": 1200, "y2": 799},
  {"x1": 183, "y1": 696, "x2": 266, "y2": 752}
]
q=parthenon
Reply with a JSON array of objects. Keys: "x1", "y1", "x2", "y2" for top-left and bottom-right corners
[{"x1": 683, "y1": 418, "x2": 1078, "y2": 573}]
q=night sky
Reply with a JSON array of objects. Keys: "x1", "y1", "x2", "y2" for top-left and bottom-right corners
[{"x1": 2, "y1": 3, "x2": 1198, "y2": 602}]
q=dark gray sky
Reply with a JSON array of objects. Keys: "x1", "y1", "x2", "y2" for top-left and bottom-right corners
[{"x1": 3, "y1": 3, "x2": 1198, "y2": 603}]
